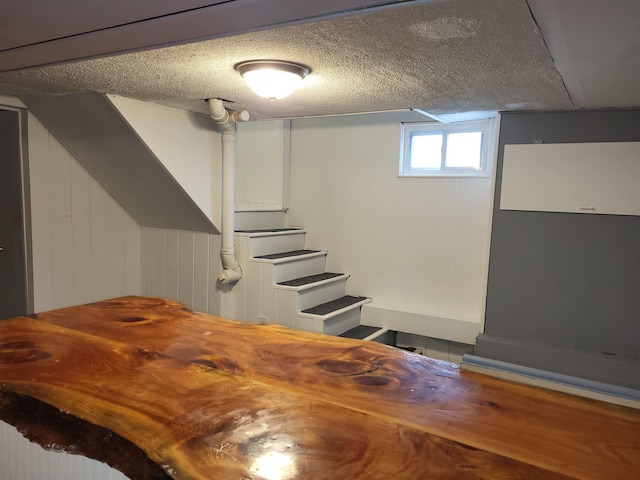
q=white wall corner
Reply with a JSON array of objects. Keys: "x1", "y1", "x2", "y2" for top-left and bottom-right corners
[
  {"x1": 0, "y1": 95, "x2": 27, "y2": 109},
  {"x1": 107, "y1": 94, "x2": 222, "y2": 228}
]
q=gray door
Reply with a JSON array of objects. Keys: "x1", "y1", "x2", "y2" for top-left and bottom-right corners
[{"x1": 0, "y1": 109, "x2": 28, "y2": 320}]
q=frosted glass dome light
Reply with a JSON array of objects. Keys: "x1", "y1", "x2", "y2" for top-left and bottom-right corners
[{"x1": 235, "y1": 60, "x2": 310, "y2": 100}]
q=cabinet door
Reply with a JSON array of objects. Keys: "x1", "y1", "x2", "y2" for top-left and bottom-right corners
[
  {"x1": 500, "y1": 142, "x2": 640, "y2": 216},
  {"x1": 236, "y1": 120, "x2": 289, "y2": 211}
]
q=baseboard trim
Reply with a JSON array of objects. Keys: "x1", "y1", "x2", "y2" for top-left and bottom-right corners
[{"x1": 461, "y1": 354, "x2": 640, "y2": 409}]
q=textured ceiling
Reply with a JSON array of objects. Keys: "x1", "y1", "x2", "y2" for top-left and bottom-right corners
[{"x1": 0, "y1": 0, "x2": 638, "y2": 119}]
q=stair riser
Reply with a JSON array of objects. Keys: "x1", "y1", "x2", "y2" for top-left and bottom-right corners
[
  {"x1": 245, "y1": 256, "x2": 328, "y2": 323},
  {"x1": 249, "y1": 233, "x2": 307, "y2": 257},
  {"x1": 297, "y1": 307, "x2": 362, "y2": 336},
  {"x1": 272, "y1": 256, "x2": 327, "y2": 283},
  {"x1": 235, "y1": 211, "x2": 287, "y2": 231},
  {"x1": 297, "y1": 280, "x2": 348, "y2": 311}
]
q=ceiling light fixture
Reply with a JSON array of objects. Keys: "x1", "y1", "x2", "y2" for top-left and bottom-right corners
[{"x1": 235, "y1": 60, "x2": 310, "y2": 100}]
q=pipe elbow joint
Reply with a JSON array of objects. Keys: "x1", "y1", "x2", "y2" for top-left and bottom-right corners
[
  {"x1": 207, "y1": 98, "x2": 249, "y2": 131},
  {"x1": 219, "y1": 250, "x2": 242, "y2": 284},
  {"x1": 207, "y1": 98, "x2": 227, "y2": 121},
  {"x1": 218, "y1": 265, "x2": 242, "y2": 284}
]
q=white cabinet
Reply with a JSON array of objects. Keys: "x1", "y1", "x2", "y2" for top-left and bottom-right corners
[
  {"x1": 236, "y1": 120, "x2": 290, "y2": 211},
  {"x1": 500, "y1": 142, "x2": 640, "y2": 216}
]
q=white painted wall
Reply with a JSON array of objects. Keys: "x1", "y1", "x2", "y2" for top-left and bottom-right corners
[
  {"x1": 28, "y1": 112, "x2": 141, "y2": 312},
  {"x1": 1, "y1": 422, "x2": 128, "y2": 480},
  {"x1": 140, "y1": 226, "x2": 222, "y2": 315},
  {"x1": 108, "y1": 95, "x2": 222, "y2": 228},
  {"x1": 287, "y1": 112, "x2": 495, "y2": 342},
  {"x1": 1, "y1": 97, "x2": 138, "y2": 480},
  {"x1": 0, "y1": 94, "x2": 25, "y2": 109},
  {"x1": 3, "y1": 94, "x2": 147, "y2": 316}
]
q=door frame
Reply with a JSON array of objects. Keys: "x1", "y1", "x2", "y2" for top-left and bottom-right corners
[{"x1": 1, "y1": 101, "x2": 34, "y2": 316}]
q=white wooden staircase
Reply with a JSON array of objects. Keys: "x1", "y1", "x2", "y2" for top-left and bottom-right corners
[{"x1": 234, "y1": 226, "x2": 375, "y2": 336}]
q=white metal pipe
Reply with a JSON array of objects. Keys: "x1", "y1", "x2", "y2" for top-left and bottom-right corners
[
  {"x1": 208, "y1": 97, "x2": 226, "y2": 121},
  {"x1": 219, "y1": 128, "x2": 241, "y2": 283},
  {"x1": 209, "y1": 98, "x2": 249, "y2": 131},
  {"x1": 207, "y1": 98, "x2": 249, "y2": 284}
]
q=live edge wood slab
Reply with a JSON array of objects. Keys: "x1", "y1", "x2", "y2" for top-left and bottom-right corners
[{"x1": 1, "y1": 297, "x2": 639, "y2": 479}]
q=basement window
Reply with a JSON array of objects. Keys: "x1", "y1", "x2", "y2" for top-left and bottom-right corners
[{"x1": 400, "y1": 119, "x2": 494, "y2": 177}]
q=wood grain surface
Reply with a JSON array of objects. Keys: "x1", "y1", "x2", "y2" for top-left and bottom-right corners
[{"x1": 1, "y1": 296, "x2": 639, "y2": 479}]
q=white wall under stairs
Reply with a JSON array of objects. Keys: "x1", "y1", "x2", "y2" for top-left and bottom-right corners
[{"x1": 231, "y1": 227, "x2": 371, "y2": 335}]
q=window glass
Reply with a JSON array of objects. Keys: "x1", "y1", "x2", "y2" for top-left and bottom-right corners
[
  {"x1": 445, "y1": 131, "x2": 482, "y2": 169},
  {"x1": 410, "y1": 133, "x2": 442, "y2": 169},
  {"x1": 400, "y1": 118, "x2": 494, "y2": 177}
]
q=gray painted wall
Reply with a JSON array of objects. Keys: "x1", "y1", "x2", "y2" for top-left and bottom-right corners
[
  {"x1": 477, "y1": 109, "x2": 640, "y2": 390},
  {"x1": 0, "y1": 110, "x2": 29, "y2": 319}
]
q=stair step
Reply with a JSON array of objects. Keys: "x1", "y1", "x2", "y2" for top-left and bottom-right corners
[
  {"x1": 236, "y1": 227, "x2": 305, "y2": 237},
  {"x1": 302, "y1": 295, "x2": 369, "y2": 316},
  {"x1": 236, "y1": 227, "x2": 302, "y2": 233},
  {"x1": 239, "y1": 229, "x2": 307, "y2": 257},
  {"x1": 234, "y1": 210, "x2": 287, "y2": 231},
  {"x1": 298, "y1": 295, "x2": 372, "y2": 336},
  {"x1": 339, "y1": 325, "x2": 382, "y2": 339},
  {"x1": 254, "y1": 249, "x2": 322, "y2": 261},
  {"x1": 251, "y1": 249, "x2": 327, "y2": 284},
  {"x1": 278, "y1": 272, "x2": 344, "y2": 288}
]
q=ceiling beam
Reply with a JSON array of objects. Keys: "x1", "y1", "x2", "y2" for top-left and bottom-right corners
[{"x1": 0, "y1": 0, "x2": 424, "y2": 74}]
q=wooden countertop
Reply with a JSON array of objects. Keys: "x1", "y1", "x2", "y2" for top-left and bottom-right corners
[{"x1": 1, "y1": 296, "x2": 639, "y2": 479}]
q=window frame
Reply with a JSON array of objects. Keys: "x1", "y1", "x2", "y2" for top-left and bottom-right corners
[{"x1": 399, "y1": 118, "x2": 494, "y2": 177}]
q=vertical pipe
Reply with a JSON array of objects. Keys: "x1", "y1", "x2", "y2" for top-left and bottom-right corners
[
  {"x1": 219, "y1": 127, "x2": 241, "y2": 283},
  {"x1": 207, "y1": 99, "x2": 249, "y2": 284}
]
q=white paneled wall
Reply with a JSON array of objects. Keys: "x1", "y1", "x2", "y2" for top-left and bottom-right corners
[
  {"x1": 1, "y1": 422, "x2": 128, "y2": 480},
  {"x1": 1, "y1": 108, "x2": 140, "y2": 480},
  {"x1": 28, "y1": 113, "x2": 141, "y2": 313},
  {"x1": 141, "y1": 226, "x2": 222, "y2": 315},
  {"x1": 288, "y1": 112, "x2": 495, "y2": 341}
]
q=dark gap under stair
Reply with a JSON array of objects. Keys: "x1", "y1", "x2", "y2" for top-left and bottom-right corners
[
  {"x1": 302, "y1": 295, "x2": 368, "y2": 315},
  {"x1": 278, "y1": 272, "x2": 343, "y2": 287},
  {"x1": 255, "y1": 249, "x2": 319, "y2": 260}
]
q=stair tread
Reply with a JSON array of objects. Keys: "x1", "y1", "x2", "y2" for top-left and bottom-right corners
[
  {"x1": 339, "y1": 325, "x2": 382, "y2": 340},
  {"x1": 278, "y1": 272, "x2": 344, "y2": 287},
  {"x1": 255, "y1": 249, "x2": 320, "y2": 260},
  {"x1": 236, "y1": 228, "x2": 303, "y2": 233},
  {"x1": 302, "y1": 295, "x2": 369, "y2": 316}
]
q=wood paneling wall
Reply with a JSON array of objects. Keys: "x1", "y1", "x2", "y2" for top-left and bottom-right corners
[
  {"x1": 28, "y1": 113, "x2": 141, "y2": 313},
  {"x1": 141, "y1": 226, "x2": 222, "y2": 315}
]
